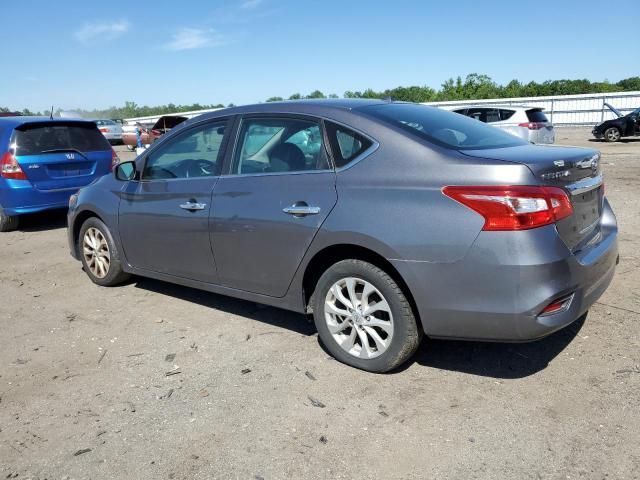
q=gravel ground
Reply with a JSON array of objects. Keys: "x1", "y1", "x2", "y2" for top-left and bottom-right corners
[{"x1": 1, "y1": 128, "x2": 638, "y2": 480}]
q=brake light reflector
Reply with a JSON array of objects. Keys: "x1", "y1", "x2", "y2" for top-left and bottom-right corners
[
  {"x1": 99, "y1": 128, "x2": 110, "y2": 133},
  {"x1": 539, "y1": 294, "x2": 574, "y2": 317},
  {"x1": 442, "y1": 185, "x2": 573, "y2": 231},
  {"x1": 110, "y1": 149, "x2": 120, "y2": 171},
  {"x1": 1, "y1": 152, "x2": 27, "y2": 180}
]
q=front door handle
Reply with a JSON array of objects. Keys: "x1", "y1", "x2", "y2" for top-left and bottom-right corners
[
  {"x1": 180, "y1": 201, "x2": 207, "y2": 211},
  {"x1": 283, "y1": 203, "x2": 321, "y2": 217}
]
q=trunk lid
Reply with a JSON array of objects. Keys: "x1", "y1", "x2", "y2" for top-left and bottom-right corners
[
  {"x1": 12, "y1": 121, "x2": 112, "y2": 191},
  {"x1": 461, "y1": 144, "x2": 604, "y2": 252}
]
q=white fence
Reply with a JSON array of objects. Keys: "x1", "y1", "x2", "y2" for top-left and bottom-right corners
[
  {"x1": 425, "y1": 91, "x2": 640, "y2": 126},
  {"x1": 124, "y1": 91, "x2": 640, "y2": 127},
  {"x1": 124, "y1": 108, "x2": 223, "y2": 125}
]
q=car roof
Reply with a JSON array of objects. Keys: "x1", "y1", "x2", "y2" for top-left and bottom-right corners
[
  {"x1": 194, "y1": 98, "x2": 391, "y2": 121},
  {"x1": 451, "y1": 104, "x2": 543, "y2": 111},
  {"x1": 0, "y1": 116, "x2": 95, "y2": 129}
]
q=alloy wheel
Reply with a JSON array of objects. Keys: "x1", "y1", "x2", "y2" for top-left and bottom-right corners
[
  {"x1": 324, "y1": 277, "x2": 394, "y2": 359},
  {"x1": 83, "y1": 227, "x2": 111, "y2": 279},
  {"x1": 606, "y1": 129, "x2": 621, "y2": 141}
]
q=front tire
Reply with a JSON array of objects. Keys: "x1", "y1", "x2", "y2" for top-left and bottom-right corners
[
  {"x1": 312, "y1": 260, "x2": 422, "y2": 373},
  {"x1": 78, "y1": 217, "x2": 130, "y2": 286},
  {"x1": 604, "y1": 127, "x2": 621, "y2": 142},
  {"x1": 0, "y1": 212, "x2": 19, "y2": 232}
]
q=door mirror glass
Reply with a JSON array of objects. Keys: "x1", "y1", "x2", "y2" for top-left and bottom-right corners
[{"x1": 115, "y1": 161, "x2": 136, "y2": 181}]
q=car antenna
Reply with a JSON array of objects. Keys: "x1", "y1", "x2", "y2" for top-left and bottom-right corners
[{"x1": 50, "y1": 105, "x2": 54, "y2": 120}]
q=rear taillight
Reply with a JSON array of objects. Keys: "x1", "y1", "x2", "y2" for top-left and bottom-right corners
[
  {"x1": 110, "y1": 149, "x2": 120, "y2": 171},
  {"x1": 442, "y1": 185, "x2": 573, "y2": 231},
  {"x1": 99, "y1": 128, "x2": 110, "y2": 133},
  {"x1": 518, "y1": 122, "x2": 546, "y2": 130},
  {"x1": 1, "y1": 152, "x2": 27, "y2": 180}
]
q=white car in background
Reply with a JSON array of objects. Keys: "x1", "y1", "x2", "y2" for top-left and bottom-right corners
[
  {"x1": 449, "y1": 105, "x2": 556, "y2": 144},
  {"x1": 93, "y1": 119, "x2": 123, "y2": 145}
]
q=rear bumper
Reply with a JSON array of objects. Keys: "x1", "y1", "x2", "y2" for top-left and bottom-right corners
[
  {"x1": 0, "y1": 179, "x2": 77, "y2": 216},
  {"x1": 393, "y1": 199, "x2": 618, "y2": 341}
]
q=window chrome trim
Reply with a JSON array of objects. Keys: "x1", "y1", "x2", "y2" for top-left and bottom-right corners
[{"x1": 566, "y1": 174, "x2": 603, "y2": 196}]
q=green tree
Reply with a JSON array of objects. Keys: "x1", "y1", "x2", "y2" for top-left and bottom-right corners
[
  {"x1": 306, "y1": 90, "x2": 326, "y2": 99},
  {"x1": 288, "y1": 93, "x2": 302, "y2": 100},
  {"x1": 266, "y1": 96, "x2": 284, "y2": 102}
]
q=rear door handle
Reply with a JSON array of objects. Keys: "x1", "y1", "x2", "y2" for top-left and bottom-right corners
[
  {"x1": 283, "y1": 204, "x2": 321, "y2": 217},
  {"x1": 180, "y1": 201, "x2": 207, "y2": 211}
]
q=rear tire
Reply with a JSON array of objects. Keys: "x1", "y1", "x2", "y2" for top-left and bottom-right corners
[
  {"x1": 0, "y1": 212, "x2": 19, "y2": 232},
  {"x1": 312, "y1": 259, "x2": 422, "y2": 373},
  {"x1": 78, "y1": 217, "x2": 130, "y2": 286},
  {"x1": 604, "y1": 127, "x2": 621, "y2": 142}
]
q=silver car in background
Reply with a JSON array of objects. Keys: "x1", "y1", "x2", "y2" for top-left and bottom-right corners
[
  {"x1": 451, "y1": 105, "x2": 556, "y2": 144},
  {"x1": 94, "y1": 119, "x2": 123, "y2": 145}
]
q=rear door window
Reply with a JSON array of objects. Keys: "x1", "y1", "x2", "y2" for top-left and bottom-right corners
[
  {"x1": 485, "y1": 109, "x2": 500, "y2": 123},
  {"x1": 233, "y1": 117, "x2": 330, "y2": 174},
  {"x1": 465, "y1": 108, "x2": 487, "y2": 122},
  {"x1": 526, "y1": 110, "x2": 549, "y2": 123},
  {"x1": 13, "y1": 123, "x2": 111, "y2": 155},
  {"x1": 325, "y1": 122, "x2": 373, "y2": 168}
]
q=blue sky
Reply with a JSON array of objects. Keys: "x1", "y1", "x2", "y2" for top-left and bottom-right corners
[{"x1": 1, "y1": 0, "x2": 638, "y2": 112}]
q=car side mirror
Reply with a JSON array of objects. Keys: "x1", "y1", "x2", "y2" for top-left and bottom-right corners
[{"x1": 114, "y1": 161, "x2": 137, "y2": 181}]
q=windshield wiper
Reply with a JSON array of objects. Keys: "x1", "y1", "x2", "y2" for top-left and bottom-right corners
[{"x1": 40, "y1": 148, "x2": 89, "y2": 161}]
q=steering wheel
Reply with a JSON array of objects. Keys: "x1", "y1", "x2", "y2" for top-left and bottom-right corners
[{"x1": 173, "y1": 159, "x2": 216, "y2": 178}]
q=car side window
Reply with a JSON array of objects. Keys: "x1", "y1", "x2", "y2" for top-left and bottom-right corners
[
  {"x1": 466, "y1": 108, "x2": 487, "y2": 122},
  {"x1": 485, "y1": 109, "x2": 500, "y2": 123},
  {"x1": 499, "y1": 109, "x2": 516, "y2": 121},
  {"x1": 233, "y1": 117, "x2": 329, "y2": 174},
  {"x1": 325, "y1": 122, "x2": 373, "y2": 168},
  {"x1": 142, "y1": 121, "x2": 227, "y2": 180}
]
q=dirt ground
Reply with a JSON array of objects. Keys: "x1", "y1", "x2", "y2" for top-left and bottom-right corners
[{"x1": 1, "y1": 128, "x2": 638, "y2": 480}]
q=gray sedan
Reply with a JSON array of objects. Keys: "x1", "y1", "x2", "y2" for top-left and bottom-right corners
[{"x1": 67, "y1": 100, "x2": 618, "y2": 372}]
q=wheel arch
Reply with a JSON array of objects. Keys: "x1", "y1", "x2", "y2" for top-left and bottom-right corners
[
  {"x1": 302, "y1": 243, "x2": 420, "y2": 326},
  {"x1": 71, "y1": 209, "x2": 106, "y2": 257}
]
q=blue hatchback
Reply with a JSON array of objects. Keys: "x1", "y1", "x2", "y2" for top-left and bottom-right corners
[{"x1": 0, "y1": 117, "x2": 117, "y2": 231}]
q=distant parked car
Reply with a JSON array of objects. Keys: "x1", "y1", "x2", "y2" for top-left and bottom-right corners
[
  {"x1": 592, "y1": 103, "x2": 640, "y2": 142},
  {"x1": 67, "y1": 100, "x2": 617, "y2": 372},
  {"x1": 0, "y1": 112, "x2": 22, "y2": 117},
  {"x1": 451, "y1": 105, "x2": 555, "y2": 144},
  {"x1": 94, "y1": 119, "x2": 123, "y2": 145},
  {"x1": 122, "y1": 115, "x2": 188, "y2": 150},
  {"x1": 0, "y1": 117, "x2": 118, "y2": 231}
]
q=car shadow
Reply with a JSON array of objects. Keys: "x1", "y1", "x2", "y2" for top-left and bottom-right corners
[
  {"x1": 405, "y1": 314, "x2": 586, "y2": 379},
  {"x1": 132, "y1": 277, "x2": 316, "y2": 336},
  {"x1": 588, "y1": 138, "x2": 640, "y2": 143},
  {"x1": 133, "y1": 276, "x2": 585, "y2": 377},
  {"x1": 16, "y1": 209, "x2": 67, "y2": 232}
]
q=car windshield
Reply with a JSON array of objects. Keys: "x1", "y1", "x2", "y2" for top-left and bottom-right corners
[{"x1": 362, "y1": 103, "x2": 528, "y2": 150}]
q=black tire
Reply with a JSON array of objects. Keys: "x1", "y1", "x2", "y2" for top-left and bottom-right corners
[
  {"x1": 604, "y1": 127, "x2": 621, "y2": 143},
  {"x1": 0, "y1": 212, "x2": 19, "y2": 232},
  {"x1": 78, "y1": 217, "x2": 130, "y2": 286},
  {"x1": 312, "y1": 259, "x2": 422, "y2": 373}
]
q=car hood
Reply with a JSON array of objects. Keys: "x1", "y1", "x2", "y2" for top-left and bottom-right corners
[
  {"x1": 604, "y1": 103, "x2": 623, "y2": 118},
  {"x1": 151, "y1": 115, "x2": 188, "y2": 131}
]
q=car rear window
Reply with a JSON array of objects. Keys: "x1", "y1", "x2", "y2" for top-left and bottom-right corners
[
  {"x1": 526, "y1": 109, "x2": 549, "y2": 123},
  {"x1": 12, "y1": 123, "x2": 111, "y2": 156},
  {"x1": 362, "y1": 103, "x2": 527, "y2": 150}
]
